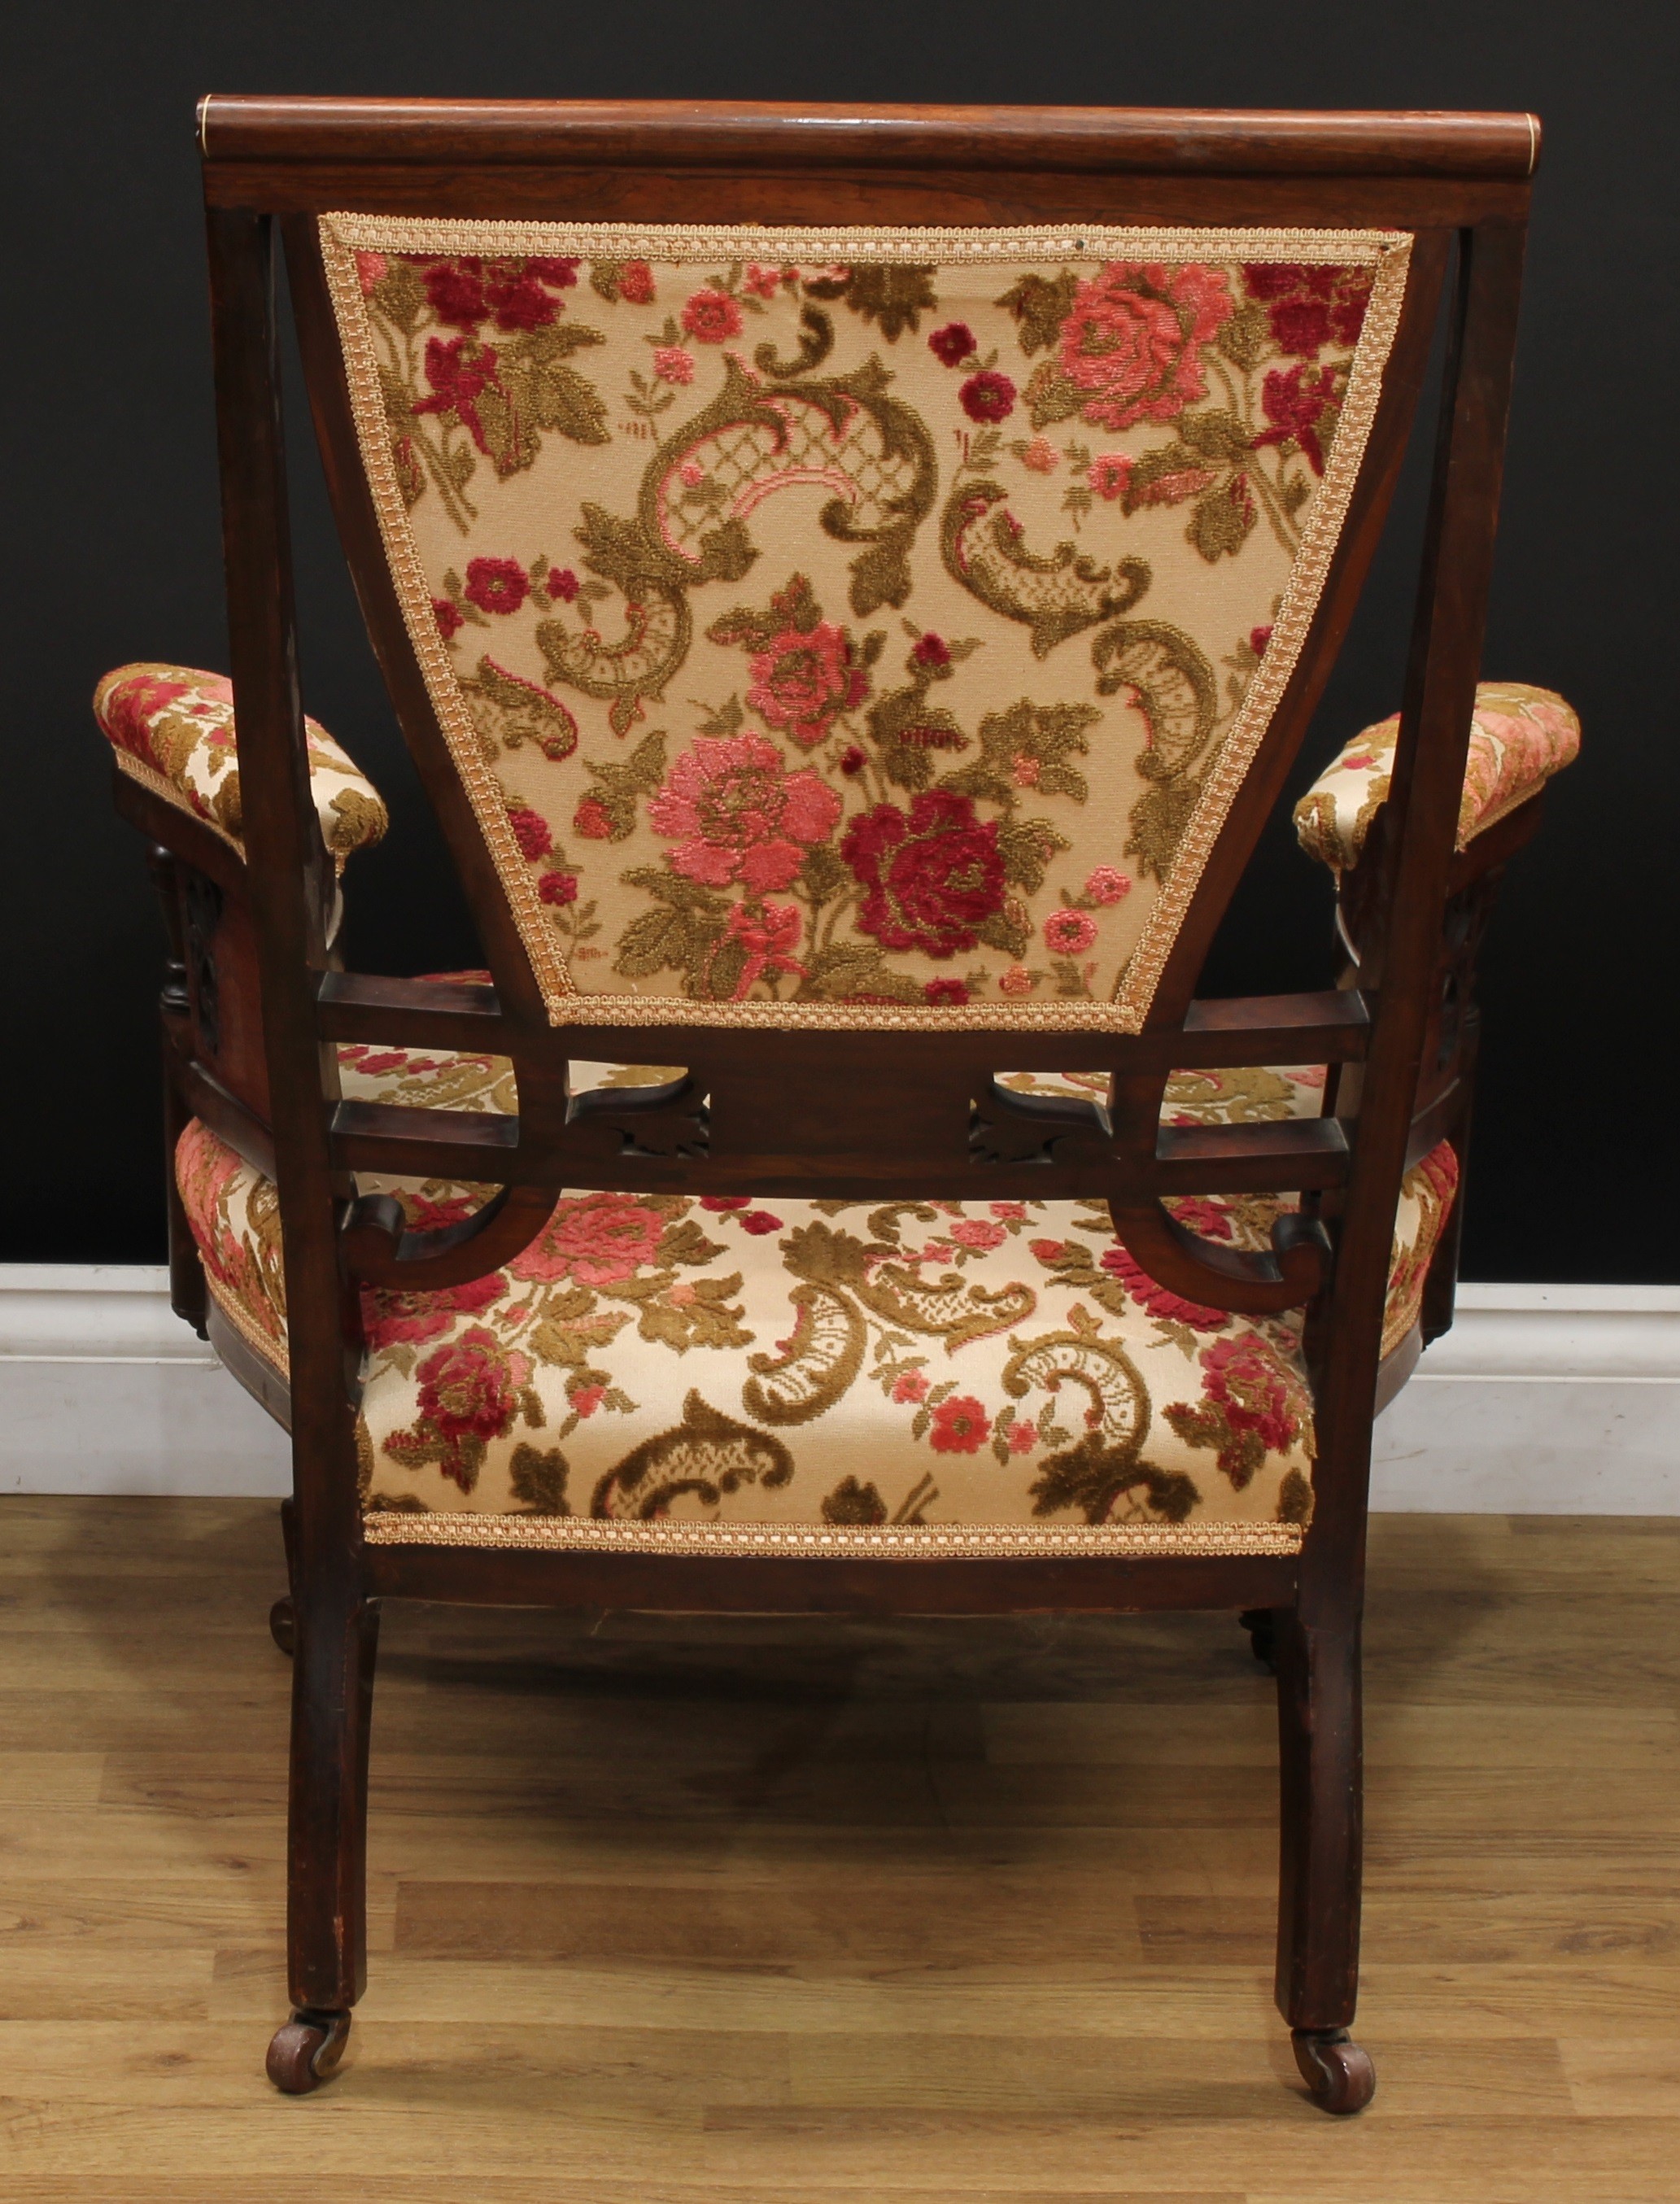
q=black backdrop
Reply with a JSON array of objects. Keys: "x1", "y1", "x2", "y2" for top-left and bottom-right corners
[{"x1": 7, "y1": 2, "x2": 1675, "y2": 1280}]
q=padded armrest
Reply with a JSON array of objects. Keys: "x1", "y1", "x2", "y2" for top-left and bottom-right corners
[
  {"x1": 94, "y1": 661, "x2": 389, "y2": 870},
  {"x1": 1294, "y1": 680, "x2": 1580, "y2": 875}
]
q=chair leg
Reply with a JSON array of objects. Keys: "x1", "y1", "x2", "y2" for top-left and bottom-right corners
[
  {"x1": 270, "y1": 1499, "x2": 298, "y2": 1657},
  {"x1": 268, "y1": 1579, "x2": 380, "y2": 2094},
  {"x1": 1273, "y1": 1611, "x2": 1376, "y2": 2115}
]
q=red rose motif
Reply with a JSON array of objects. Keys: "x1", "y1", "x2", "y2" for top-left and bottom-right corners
[
  {"x1": 910, "y1": 631, "x2": 951, "y2": 670},
  {"x1": 1249, "y1": 625, "x2": 1273, "y2": 657},
  {"x1": 538, "y1": 870, "x2": 579, "y2": 906},
  {"x1": 526, "y1": 255, "x2": 580, "y2": 290},
  {"x1": 1198, "y1": 1333, "x2": 1304, "y2": 1452},
  {"x1": 648, "y1": 731, "x2": 841, "y2": 896},
  {"x1": 413, "y1": 1325, "x2": 521, "y2": 1447},
  {"x1": 841, "y1": 789, "x2": 1007, "y2": 959},
  {"x1": 546, "y1": 566, "x2": 580, "y2": 603},
  {"x1": 923, "y1": 977, "x2": 970, "y2": 1006},
  {"x1": 1058, "y1": 261, "x2": 1233, "y2": 431},
  {"x1": 423, "y1": 259, "x2": 488, "y2": 328},
  {"x1": 1241, "y1": 262, "x2": 1372, "y2": 357},
  {"x1": 463, "y1": 556, "x2": 529, "y2": 616},
  {"x1": 745, "y1": 613, "x2": 868, "y2": 748},
  {"x1": 574, "y1": 797, "x2": 613, "y2": 840},
  {"x1": 506, "y1": 803, "x2": 552, "y2": 862},
  {"x1": 739, "y1": 1210, "x2": 784, "y2": 1236},
  {"x1": 412, "y1": 335, "x2": 502, "y2": 453},
  {"x1": 483, "y1": 269, "x2": 558, "y2": 332},
  {"x1": 682, "y1": 288, "x2": 744, "y2": 343},
  {"x1": 839, "y1": 744, "x2": 867, "y2": 777},
  {"x1": 509, "y1": 1191, "x2": 666, "y2": 1287},
  {"x1": 617, "y1": 260, "x2": 655, "y2": 303},
  {"x1": 433, "y1": 598, "x2": 464, "y2": 639},
  {"x1": 960, "y1": 370, "x2": 1017, "y2": 424},
  {"x1": 1252, "y1": 363, "x2": 1340, "y2": 478},
  {"x1": 929, "y1": 321, "x2": 976, "y2": 366},
  {"x1": 928, "y1": 1394, "x2": 988, "y2": 1454}
]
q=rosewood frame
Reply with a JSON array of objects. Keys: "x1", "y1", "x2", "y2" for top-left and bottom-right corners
[{"x1": 130, "y1": 98, "x2": 1538, "y2": 2106}]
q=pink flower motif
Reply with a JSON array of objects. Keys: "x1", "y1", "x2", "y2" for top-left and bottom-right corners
[
  {"x1": 1089, "y1": 452, "x2": 1135, "y2": 501},
  {"x1": 1007, "y1": 1421, "x2": 1038, "y2": 1456},
  {"x1": 574, "y1": 796, "x2": 613, "y2": 840},
  {"x1": 649, "y1": 732, "x2": 841, "y2": 896},
  {"x1": 1020, "y1": 436, "x2": 1059, "y2": 473},
  {"x1": 1028, "y1": 1237, "x2": 1068, "y2": 1262},
  {"x1": 746, "y1": 614, "x2": 869, "y2": 748},
  {"x1": 361, "y1": 1270, "x2": 502, "y2": 1353},
  {"x1": 682, "y1": 289, "x2": 743, "y2": 343},
  {"x1": 463, "y1": 556, "x2": 529, "y2": 617},
  {"x1": 547, "y1": 566, "x2": 580, "y2": 603},
  {"x1": 1010, "y1": 753, "x2": 1041, "y2": 788},
  {"x1": 1058, "y1": 261, "x2": 1233, "y2": 431},
  {"x1": 711, "y1": 900, "x2": 806, "y2": 1000},
  {"x1": 1101, "y1": 1242, "x2": 1227, "y2": 1329},
  {"x1": 509, "y1": 1191, "x2": 666, "y2": 1287},
  {"x1": 652, "y1": 345, "x2": 696, "y2": 386},
  {"x1": 679, "y1": 460, "x2": 705, "y2": 488},
  {"x1": 928, "y1": 1395, "x2": 988, "y2": 1454},
  {"x1": 700, "y1": 1196, "x2": 752, "y2": 1211},
  {"x1": 667, "y1": 1281, "x2": 697, "y2": 1307},
  {"x1": 929, "y1": 321, "x2": 976, "y2": 366},
  {"x1": 1044, "y1": 908, "x2": 1097, "y2": 954},
  {"x1": 998, "y1": 965, "x2": 1036, "y2": 997},
  {"x1": 949, "y1": 1218, "x2": 1006, "y2": 1252},
  {"x1": 506, "y1": 804, "x2": 553, "y2": 862},
  {"x1": 960, "y1": 370, "x2": 1017, "y2": 424},
  {"x1": 989, "y1": 1201, "x2": 1028, "y2": 1220},
  {"x1": 433, "y1": 597, "x2": 464, "y2": 639},
  {"x1": 356, "y1": 251, "x2": 388, "y2": 295},
  {"x1": 1084, "y1": 866, "x2": 1131, "y2": 905},
  {"x1": 569, "y1": 1384, "x2": 605, "y2": 1418},
  {"x1": 892, "y1": 1370, "x2": 931, "y2": 1404},
  {"x1": 1196, "y1": 1333, "x2": 1305, "y2": 1452},
  {"x1": 617, "y1": 260, "x2": 655, "y2": 304},
  {"x1": 744, "y1": 264, "x2": 784, "y2": 298}
]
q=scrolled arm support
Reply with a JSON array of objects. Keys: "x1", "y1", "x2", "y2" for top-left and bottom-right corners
[
  {"x1": 341, "y1": 1182, "x2": 559, "y2": 1290},
  {"x1": 1107, "y1": 1200, "x2": 1333, "y2": 1316}
]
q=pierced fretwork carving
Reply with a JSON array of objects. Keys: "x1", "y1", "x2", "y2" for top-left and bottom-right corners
[
  {"x1": 565, "y1": 1073, "x2": 710, "y2": 1159},
  {"x1": 969, "y1": 1076, "x2": 1112, "y2": 1167}
]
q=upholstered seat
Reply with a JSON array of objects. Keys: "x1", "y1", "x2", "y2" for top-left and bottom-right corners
[
  {"x1": 177, "y1": 1047, "x2": 1455, "y2": 1555},
  {"x1": 96, "y1": 662, "x2": 388, "y2": 866}
]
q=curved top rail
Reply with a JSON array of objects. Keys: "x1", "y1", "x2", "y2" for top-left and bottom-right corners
[{"x1": 198, "y1": 98, "x2": 1540, "y2": 181}]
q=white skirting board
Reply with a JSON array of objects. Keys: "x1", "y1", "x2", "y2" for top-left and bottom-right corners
[{"x1": 1, "y1": 1267, "x2": 1677, "y2": 1511}]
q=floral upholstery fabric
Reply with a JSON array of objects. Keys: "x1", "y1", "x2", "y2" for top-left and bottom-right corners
[
  {"x1": 94, "y1": 662, "x2": 389, "y2": 866},
  {"x1": 1294, "y1": 680, "x2": 1580, "y2": 875},
  {"x1": 176, "y1": 1048, "x2": 1456, "y2": 1557},
  {"x1": 320, "y1": 219, "x2": 1411, "y2": 1031}
]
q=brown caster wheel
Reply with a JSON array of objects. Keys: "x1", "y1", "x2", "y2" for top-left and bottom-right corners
[
  {"x1": 1293, "y1": 2028, "x2": 1376, "y2": 2114},
  {"x1": 267, "y1": 2009, "x2": 351, "y2": 2094},
  {"x1": 269, "y1": 1598, "x2": 295, "y2": 1657}
]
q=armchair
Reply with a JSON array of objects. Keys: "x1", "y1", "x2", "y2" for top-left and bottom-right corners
[{"x1": 103, "y1": 96, "x2": 1575, "y2": 2112}]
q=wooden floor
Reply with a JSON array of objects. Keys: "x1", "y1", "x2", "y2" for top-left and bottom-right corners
[{"x1": 0, "y1": 1501, "x2": 1675, "y2": 2201}]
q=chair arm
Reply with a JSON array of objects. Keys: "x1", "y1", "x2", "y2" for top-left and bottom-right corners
[
  {"x1": 1293, "y1": 680, "x2": 1580, "y2": 876},
  {"x1": 94, "y1": 661, "x2": 389, "y2": 871}
]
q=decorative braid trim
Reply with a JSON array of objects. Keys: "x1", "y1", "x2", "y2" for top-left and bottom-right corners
[
  {"x1": 112, "y1": 749, "x2": 244, "y2": 858},
  {"x1": 360, "y1": 1511, "x2": 1305, "y2": 1559},
  {"x1": 320, "y1": 216, "x2": 1411, "y2": 1036},
  {"x1": 203, "y1": 1267, "x2": 291, "y2": 1381}
]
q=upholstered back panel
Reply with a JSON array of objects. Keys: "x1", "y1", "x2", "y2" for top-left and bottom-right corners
[{"x1": 320, "y1": 220, "x2": 1411, "y2": 1032}]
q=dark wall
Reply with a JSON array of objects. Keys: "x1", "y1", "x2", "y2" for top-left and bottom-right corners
[{"x1": 7, "y1": 2, "x2": 1674, "y2": 1278}]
